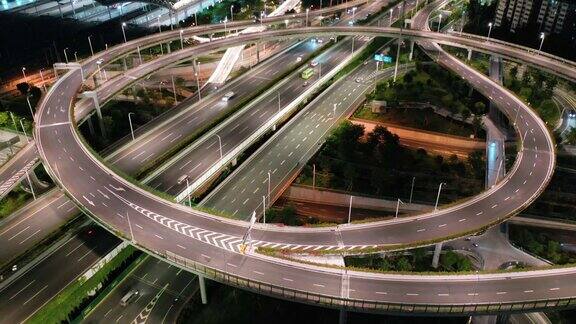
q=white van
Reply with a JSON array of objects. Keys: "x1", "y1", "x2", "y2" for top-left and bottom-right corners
[
  {"x1": 222, "y1": 91, "x2": 235, "y2": 102},
  {"x1": 177, "y1": 174, "x2": 189, "y2": 185},
  {"x1": 120, "y1": 290, "x2": 138, "y2": 306}
]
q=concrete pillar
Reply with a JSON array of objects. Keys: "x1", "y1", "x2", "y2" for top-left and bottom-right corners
[
  {"x1": 90, "y1": 94, "x2": 106, "y2": 139},
  {"x1": 432, "y1": 242, "x2": 443, "y2": 268},
  {"x1": 198, "y1": 275, "x2": 208, "y2": 304},
  {"x1": 467, "y1": 48, "x2": 472, "y2": 61},
  {"x1": 256, "y1": 42, "x2": 260, "y2": 63},
  {"x1": 123, "y1": 57, "x2": 128, "y2": 71},
  {"x1": 87, "y1": 115, "x2": 95, "y2": 136},
  {"x1": 93, "y1": 75, "x2": 99, "y2": 88},
  {"x1": 167, "y1": 42, "x2": 172, "y2": 54},
  {"x1": 409, "y1": 40, "x2": 415, "y2": 61},
  {"x1": 339, "y1": 310, "x2": 348, "y2": 324}
]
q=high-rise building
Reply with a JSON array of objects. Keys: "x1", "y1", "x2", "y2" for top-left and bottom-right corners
[{"x1": 493, "y1": 0, "x2": 576, "y2": 36}]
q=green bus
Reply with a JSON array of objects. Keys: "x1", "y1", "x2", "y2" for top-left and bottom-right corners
[{"x1": 301, "y1": 67, "x2": 315, "y2": 80}]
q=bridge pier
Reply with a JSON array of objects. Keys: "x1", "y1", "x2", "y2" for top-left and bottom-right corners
[
  {"x1": 409, "y1": 40, "x2": 415, "y2": 61},
  {"x1": 256, "y1": 42, "x2": 261, "y2": 63},
  {"x1": 198, "y1": 275, "x2": 208, "y2": 304},
  {"x1": 432, "y1": 242, "x2": 443, "y2": 268},
  {"x1": 467, "y1": 48, "x2": 472, "y2": 61},
  {"x1": 339, "y1": 310, "x2": 348, "y2": 324},
  {"x1": 87, "y1": 115, "x2": 95, "y2": 136}
]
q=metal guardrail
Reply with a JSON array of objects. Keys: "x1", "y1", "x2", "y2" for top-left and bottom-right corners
[{"x1": 165, "y1": 250, "x2": 576, "y2": 315}]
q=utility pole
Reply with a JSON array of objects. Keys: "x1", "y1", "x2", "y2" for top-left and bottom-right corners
[
  {"x1": 434, "y1": 182, "x2": 445, "y2": 210},
  {"x1": 348, "y1": 195, "x2": 353, "y2": 223},
  {"x1": 128, "y1": 112, "x2": 135, "y2": 140},
  {"x1": 409, "y1": 176, "x2": 415, "y2": 203},
  {"x1": 393, "y1": 0, "x2": 406, "y2": 82}
]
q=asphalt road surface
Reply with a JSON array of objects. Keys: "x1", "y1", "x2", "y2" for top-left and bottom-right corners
[
  {"x1": 84, "y1": 256, "x2": 197, "y2": 324},
  {"x1": 30, "y1": 5, "x2": 576, "y2": 312},
  {"x1": 0, "y1": 225, "x2": 119, "y2": 323}
]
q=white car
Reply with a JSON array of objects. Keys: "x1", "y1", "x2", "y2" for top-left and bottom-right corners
[
  {"x1": 296, "y1": 56, "x2": 303, "y2": 62},
  {"x1": 222, "y1": 91, "x2": 235, "y2": 102},
  {"x1": 310, "y1": 61, "x2": 319, "y2": 67}
]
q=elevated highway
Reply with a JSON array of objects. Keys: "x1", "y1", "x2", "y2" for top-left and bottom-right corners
[{"x1": 28, "y1": 10, "x2": 576, "y2": 315}]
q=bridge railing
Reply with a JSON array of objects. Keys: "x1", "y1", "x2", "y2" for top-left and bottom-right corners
[
  {"x1": 447, "y1": 31, "x2": 575, "y2": 68},
  {"x1": 164, "y1": 250, "x2": 576, "y2": 315}
]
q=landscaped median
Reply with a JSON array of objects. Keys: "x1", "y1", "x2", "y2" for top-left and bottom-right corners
[{"x1": 28, "y1": 245, "x2": 141, "y2": 324}]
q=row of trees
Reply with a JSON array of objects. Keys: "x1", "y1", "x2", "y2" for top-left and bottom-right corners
[
  {"x1": 371, "y1": 62, "x2": 488, "y2": 137},
  {"x1": 301, "y1": 121, "x2": 485, "y2": 202},
  {"x1": 346, "y1": 249, "x2": 473, "y2": 272},
  {"x1": 510, "y1": 226, "x2": 576, "y2": 265}
]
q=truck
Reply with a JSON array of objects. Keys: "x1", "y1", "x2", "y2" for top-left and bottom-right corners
[{"x1": 301, "y1": 68, "x2": 315, "y2": 80}]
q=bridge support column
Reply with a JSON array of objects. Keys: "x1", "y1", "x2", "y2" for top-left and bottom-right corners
[
  {"x1": 409, "y1": 41, "x2": 415, "y2": 61},
  {"x1": 467, "y1": 48, "x2": 472, "y2": 61},
  {"x1": 167, "y1": 42, "x2": 172, "y2": 54},
  {"x1": 87, "y1": 93, "x2": 107, "y2": 139},
  {"x1": 87, "y1": 115, "x2": 95, "y2": 136},
  {"x1": 198, "y1": 275, "x2": 208, "y2": 304},
  {"x1": 123, "y1": 57, "x2": 128, "y2": 71},
  {"x1": 339, "y1": 310, "x2": 348, "y2": 324},
  {"x1": 256, "y1": 42, "x2": 260, "y2": 63},
  {"x1": 432, "y1": 242, "x2": 443, "y2": 268}
]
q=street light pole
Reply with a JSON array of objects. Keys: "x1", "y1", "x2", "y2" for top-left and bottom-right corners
[
  {"x1": 437, "y1": 14, "x2": 442, "y2": 32},
  {"x1": 25, "y1": 95, "x2": 35, "y2": 121},
  {"x1": 74, "y1": 51, "x2": 78, "y2": 62},
  {"x1": 395, "y1": 198, "x2": 403, "y2": 218},
  {"x1": 312, "y1": 164, "x2": 316, "y2": 190},
  {"x1": 39, "y1": 69, "x2": 47, "y2": 92},
  {"x1": 230, "y1": 5, "x2": 234, "y2": 22},
  {"x1": 25, "y1": 170, "x2": 36, "y2": 200},
  {"x1": 121, "y1": 22, "x2": 127, "y2": 43},
  {"x1": 194, "y1": 11, "x2": 198, "y2": 26},
  {"x1": 267, "y1": 171, "x2": 271, "y2": 203},
  {"x1": 88, "y1": 35, "x2": 94, "y2": 56},
  {"x1": 128, "y1": 112, "x2": 135, "y2": 140},
  {"x1": 19, "y1": 119, "x2": 29, "y2": 143},
  {"x1": 186, "y1": 178, "x2": 192, "y2": 206},
  {"x1": 262, "y1": 195, "x2": 266, "y2": 223},
  {"x1": 409, "y1": 176, "x2": 415, "y2": 203},
  {"x1": 22, "y1": 67, "x2": 27, "y2": 83},
  {"x1": 487, "y1": 22, "x2": 493, "y2": 42},
  {"x1": 306, "y1": 8, "x2": 309, "y2": 27},
  {"x1": 179, "y1": 30, "x2": 184, "y2": 49},
  {"x1": 538, "y1": 32, "x2": 545, "y2": 55},
  {"x1": 63, "y1": 48, "x2": 69, "y2": 64},
  {"x1": 389, "y1": 8, "x2": 393, "y2": 26},
  {"x1": 434, "y1": 182, "x2": 445, "y2": 211},
  {"x1": 215, "y1": 134, "x2": 222, "y2": 159},
  {"x1": 348, "y1": 195, "x2": 353, "y2": 223}
]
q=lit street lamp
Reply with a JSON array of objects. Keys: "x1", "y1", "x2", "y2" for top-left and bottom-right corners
[
  {"x1": 538, "y1": 32, "x2": 545, "y2": 55},
  {"x1": 230, "y1": 4, "x2": 234, "y2": 22},
  {"x1": 21, "y1": 67, "x2": 27, "y2": 83},
  {"x1": 39, "y1": 69, "x2": 47, "y2": 92},
  {"x1": 487, "y1": 22, "x2": 493, "y2": 42},
  {"x1": 179, "y1": 30, "x2": 184, "y2": 49},
  {"x1": 434, "y1": 182, "x2": 446, "y2": 210},
  {"x1": 128, "y1": 112, "x2": 135, "y2": 140},
  {"x1": 64, "y1": 48, "x2": 69, "y2": 64},
  {"x1": 121, "y1": 22, "x2": 127, "y2": 43},
  {"x1": 306, "y1": 8, "x2": 309, "y2": 27},
  {"x1": 389, "y1": 8, "x2": 393, "y2": 26},
  {"x1": 351, "y1": 6, "x2": 357, "y2": 24}
]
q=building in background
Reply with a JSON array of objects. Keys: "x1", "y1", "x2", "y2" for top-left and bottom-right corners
[{"x1": 494, "y1": 0, "x2": 576, "y2": 37}]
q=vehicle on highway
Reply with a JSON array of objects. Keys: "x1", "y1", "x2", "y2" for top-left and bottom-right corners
[
  {"x1": 303, "y1": 81, "x2": 309, "y2": 87},
  {"x1": 310, "y1": 60, "x2": 319, "y2": 67},
  {"x1": 569, "y1": 111, "x2": 576, "y2": 118},
  {"x1": 120, "y1": 290, "x2": 139, "y2": 306},
  {"x1": 296, "y1": 56, "x2": 303, "y2": 62},
  {"x1": 177, "y1": 174, "x2": 189, "y2": 185},
  {"x1": 301, "y1": 68, "x2": 315, "y2": 80},
  {"x1": 355, "y1": 78, "x2": 362, "y2": 83},
  {"x1": 222, "y1": 91, "x2": 235, "y2": 102}
]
